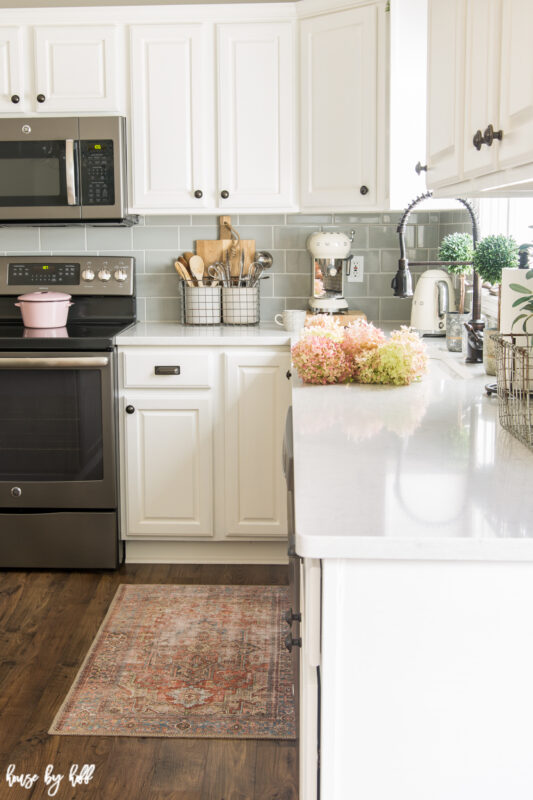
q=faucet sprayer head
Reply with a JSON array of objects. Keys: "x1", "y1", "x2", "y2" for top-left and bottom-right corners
[{"x1": 391, "y1": 259, "x2": 413, "y2": 298}]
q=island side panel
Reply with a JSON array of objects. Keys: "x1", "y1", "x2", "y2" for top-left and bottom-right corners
[{"x1": 320, "y1": 558, "x2": 533, "y2": 800}]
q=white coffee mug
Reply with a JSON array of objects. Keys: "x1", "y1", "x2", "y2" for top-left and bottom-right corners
[{"x1": 275, "y1": 309, "x2": 307, "y2": 331}]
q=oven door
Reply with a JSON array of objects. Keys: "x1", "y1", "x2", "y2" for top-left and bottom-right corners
[
  {"x1": 0, "y1": 351, "x2": 116, "y2": 509},
  {"x1": 0, "y1": 117, "x2": 81, "y2": 220}
]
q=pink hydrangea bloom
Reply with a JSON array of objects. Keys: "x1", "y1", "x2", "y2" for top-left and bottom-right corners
[
  {"x1": 292, "y1": 330, "x2": 350, "y2": 385},
  {"x1": 341, "y1": 319, "x2": 386, "y2": 377}
]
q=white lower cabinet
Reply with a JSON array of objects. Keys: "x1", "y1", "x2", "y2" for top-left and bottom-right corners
[
  {"x1": 118, "y1": 344, "x2": 290, "y2": 559},
  {"x1": 224, "y1": 350, "x2": 291, "y2": 538},
  {"x1": 123, "y1": 395, "x2": 214, "y2": 538}
]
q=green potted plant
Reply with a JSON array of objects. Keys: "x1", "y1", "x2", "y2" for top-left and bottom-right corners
[
  {"x1": 473, "y1": 234, "x2": 519, "y2": 286},
  {"x1": 438, "y1": 232, "x2": 474, "y2": 352},
  {"x1": 438, "y1": 232, "x2": 474, "y2": 313},
  {"x1": 473, "y1": 234, "x2": 518, "y2": 374}
]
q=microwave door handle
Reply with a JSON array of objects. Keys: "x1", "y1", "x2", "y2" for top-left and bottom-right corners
[{"x1": 65, "y1": 139, "x2": 78, "y2": 206}]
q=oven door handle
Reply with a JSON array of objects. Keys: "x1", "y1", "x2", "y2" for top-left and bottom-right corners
[
  {"x1": 65, "y1": 139, "x2": 78, "y2": 206},
  {"x1": 0, "y1": 357, "x2": 109, "y2": 369}
]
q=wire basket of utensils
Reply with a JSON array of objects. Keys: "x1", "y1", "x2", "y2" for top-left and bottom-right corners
[
  {"x1": 182, "y1": 285, "x2": 221, "y2": 325},
  {"x1": 494, "y1": 333, "x2": 533, "y2": 450}
]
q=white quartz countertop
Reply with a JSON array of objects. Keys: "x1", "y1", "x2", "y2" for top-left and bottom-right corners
[
  {"x1": 115, "y1": 321, "x2": 293, "y2": 346},
  {"x1": 292, "y1": 341, "x2": 533, "y2": 561}
]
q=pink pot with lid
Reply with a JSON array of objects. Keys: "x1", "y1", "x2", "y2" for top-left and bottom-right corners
[{"x1": 15, "y1": 291, "x2": 74, "y2": 329}]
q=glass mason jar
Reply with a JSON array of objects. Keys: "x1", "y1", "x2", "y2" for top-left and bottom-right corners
[{"x1": 446, "y1": 311, "x2": 469, "y2": 352}]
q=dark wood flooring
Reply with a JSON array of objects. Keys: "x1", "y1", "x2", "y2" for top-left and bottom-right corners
[{"x1": 0, "y1": 564, "x2": 298, "y2": 800}]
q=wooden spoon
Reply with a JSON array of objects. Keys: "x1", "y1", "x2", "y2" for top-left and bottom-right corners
[
  {"x1": 174, "y1": 260, "x2": 194, "y2": 286},
  {"x1": 183, "y1": 251, "x2": 195, "y2": 265},
  {"x1": 188, "y1": 255, "x2": 205, "y2": 287}
]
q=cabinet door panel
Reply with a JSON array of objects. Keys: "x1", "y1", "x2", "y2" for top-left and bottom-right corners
[
  {"x1": 130, "y1": 24, "x2": 213, "y2": 209},
  {"x1": 0, "y1": 27, "x2": 25, "y2": 113},
  {"x1": 426, "y1": 0, "x2": 466, "y2": 188},
  {"x1": 33, "y1": 25, "x2": 118, "y2": 112},
  {"x1": 217, "y1": 22, "x2": 294, "y2": 208},
  {"x1": 462, "y1": 0, "x2": 501, "y2": 178},
  {"x1": 300, "y1": 6, "x2": 378, "y2": 209},
  {"x1": 224, "y1": 351, "x2": 290, "y2": 538},
  {"x1": 498, "y1": 0, "x2": 533, "y2": 170},
  {"x1": 124, "y1": 396, "x2": 213, "y2": 537}
]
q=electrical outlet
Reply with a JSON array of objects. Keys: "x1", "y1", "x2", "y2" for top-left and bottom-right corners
[{"x1": 347, "y1": 256, "x2": 364, "y2": 282}]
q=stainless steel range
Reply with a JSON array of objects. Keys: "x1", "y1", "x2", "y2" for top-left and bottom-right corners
[{"x1": 0, "y1": 255, "x2": 135, "y2": 569}]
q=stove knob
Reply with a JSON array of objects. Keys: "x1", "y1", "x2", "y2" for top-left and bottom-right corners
[
  {"x1": 81, "y1": 269, "x2": 95, "y2": 282},
  {"x1": 98, "y1": 269, "x2": 111, "y2": 282},
  {"x1": 114, "y1": 269, "x2": 128, "y2": 282}
]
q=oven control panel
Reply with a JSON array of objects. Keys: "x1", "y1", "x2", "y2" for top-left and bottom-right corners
[
  {"x1": 80, "y1": 140, "x2": 115, "y2": 207},
  {"x1": 2, "y1": 256, "x2": 134, "y2": 296}
]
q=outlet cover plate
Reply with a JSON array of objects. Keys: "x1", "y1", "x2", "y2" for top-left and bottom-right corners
[{"x1": 348, "y1": 256, "x2": 364, "y2": 282}]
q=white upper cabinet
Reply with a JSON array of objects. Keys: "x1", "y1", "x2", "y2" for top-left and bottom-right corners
[
  {"x1": 0, "y1": 23, "x2": 119, "y2": 114},
  {"x1": 0, "y1": 26, "x2": 24, "y2": 112},
  {"x1": 217, "y1": 22, "x2": 295, "y2": 209},
  {"x1": 427, "y1": 0, "x2": 533, "y2": 195},
  {"x1": 426, "y1": 0, "x2": 465, "y2": 189},
  {"x1": 130, "y1": 24, "x2": 213, "y2": 209},
  {"x1": 300, "y1": 5, "x2": 379, "y2": 210},
  {"x1": 129, "y1": 18, "x2": 295, "y2": 212},
  {"x1": 33, "y1": 25, "x2": 118, "y2": 113},
  {"x1": 462, "y1": 0, "x2": 501, "y2": 178},
  {"x1": 498, "y1": 0, "x2": 533, "y2": 172}
]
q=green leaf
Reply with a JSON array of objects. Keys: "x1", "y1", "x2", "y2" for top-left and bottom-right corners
[
  {"x1": 523, "y1": 316, "x2": 533, "y2": 333},
  {"x1": 512, "y1": 295, "x2": 532, "y2": 306},
  {"x1": 509, "y1": 283, "x2": 531, "y2": 293},
  {"x1": 526, "y1": 269, "x2": 533, "y2": 280},
  {"x1": 512, "y1": 313, "x2": 527, "y2": 327}
]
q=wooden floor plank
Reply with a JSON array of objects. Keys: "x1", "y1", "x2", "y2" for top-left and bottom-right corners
[{"x1": 0, "y1": 564, "x2": 296, "y2": 800}]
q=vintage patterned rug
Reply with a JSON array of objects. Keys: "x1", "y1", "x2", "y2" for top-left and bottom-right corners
[{"x1": 49, "y1": 584, "x2": 296, "y2": 739}]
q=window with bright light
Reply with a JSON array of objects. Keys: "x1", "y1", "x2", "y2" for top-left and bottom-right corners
[{"x1": 478, "y1": 198, "x2": 533, "y2": 243}]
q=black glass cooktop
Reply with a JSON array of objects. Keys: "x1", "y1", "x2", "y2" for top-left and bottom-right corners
[{"x1": 0, "y1": 322, "x2": 135, "y2": 350}]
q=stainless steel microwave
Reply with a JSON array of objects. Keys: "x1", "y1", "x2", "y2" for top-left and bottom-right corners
[{"x1": 0, "y1": 116, "x2": 136, "y2": 225}]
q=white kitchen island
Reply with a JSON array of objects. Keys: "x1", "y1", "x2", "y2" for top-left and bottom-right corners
[{"x1": 291, "y1": 345, "x2": 533, "y2": 800}]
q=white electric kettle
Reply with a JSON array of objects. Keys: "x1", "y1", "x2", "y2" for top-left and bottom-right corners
[{"x1": 410, "y1": 269, "x2": 456, "y2": 336}]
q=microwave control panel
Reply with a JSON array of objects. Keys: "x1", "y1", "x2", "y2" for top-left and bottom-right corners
[{"x1": 80, "y1": 140, "x2": 115, "y2": 206}]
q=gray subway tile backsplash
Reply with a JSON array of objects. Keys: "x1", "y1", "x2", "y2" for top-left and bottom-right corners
[{"x1": 0, "y1": 209, "x2": 470, "y2": 325}]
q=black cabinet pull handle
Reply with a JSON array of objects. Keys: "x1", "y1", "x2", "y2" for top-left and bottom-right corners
[
  {"x1": 284, "y1": 608, "x2": 302, "y2": 626},
  {"x1": 473, "y1": 129, "x2": 484, "y2": 150},
  {"x1": 154, "y1": 365, "x2": 180, "y2": 375},
  {"x1": 415, "y1": 161, "x2": 427, "y2": 175},
  {"x1": 125, "y1": 405, "x2": 135, "y2": 414},
  {"x1": 194, "y1": 189, "x2": 203, "y2": 199},
  {"x1": 483, "y1": 124, "x2": 503, "y2": 147},
  {"x1": 284, "y1": 632, "x2": 302, "y2": 652},
  {"x1": 10, "y1": 94, "x2": 20, "y2": 104},
  {"x1": 360, "y1": 185, "x2": 369, "y2": 195},
  {"x1": 36, "y1": 93, "x2": 46, "y2": 103},
  {"x1": 286, "y1": 369, "x2": 292, "y2": 380},
  {"x1": 220, "y1": 190, "x2": 230, "y2": 199}
]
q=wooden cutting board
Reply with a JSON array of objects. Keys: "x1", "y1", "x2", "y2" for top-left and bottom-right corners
[{"x1": 196, "y1": 239, "x2": 256, "y2": 278}]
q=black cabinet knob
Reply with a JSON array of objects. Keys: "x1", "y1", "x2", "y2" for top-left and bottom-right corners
[
  {"x1": 286, "y1": 369, "x2": 292, "y2": 380},
  {"x1": 36, "y1": 93, "x2": 46, "y2": 103},
  {"x1": 125, "y1": 405, "x2": 135, "y2": 414},
  {"x1": 284, "y1": 608, "x2": 302, "y2": 626},
  {"x1": 10, "y1": 94, "x2": 20, "y2": 104},
  {"x1": 220, "y1": 190, "x2": 230, "y2": 199},
  {"x1": 483, "y1": 124, "x2": 503, "y2": 147},
  {"x1": 473, "y1": 129, "x2": 484, "y2": 150},
  {"x1": 360, "y1": 185, "x2": 369, "y2": 195},
  {"x1": 194, "y1": 189, "x2": 203, "y2": 199},
  {"x1": 415, "y1": 161, "x2": 428, "y2": 175},
  {"x1": 284, "y1": 632, "x2": 302, "y2": 652}
]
